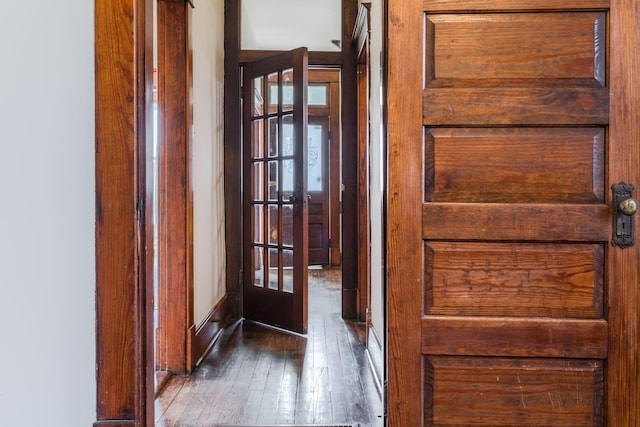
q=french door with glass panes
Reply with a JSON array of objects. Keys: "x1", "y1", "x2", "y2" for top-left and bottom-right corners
[{"x1": 242, "y1": 48, "x2": 309, "y2": 334}]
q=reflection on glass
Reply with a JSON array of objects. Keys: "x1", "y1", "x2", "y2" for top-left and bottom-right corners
[
  {"x1": 308, "y1": 124, "x2": 323, "y2": 191},
  {"x1": 267, "y1": 72, "x2": 279, "y2": 114},
  {"x1": 253, "y1": 76, "x2": 264, "y2": 116},
  {"x1": 283, "y1": 249, "x2": 294, "y2": 293},
  {"x1": 253, "y1": 246, "x2": 264, "y2": 287},
  {"x1": 282, "y1": 159, "x2": 294, "y2": 194},
  {"x1": 252, "y1": 162, "x2": 264, "y2": 201},
  {"x1": 268, "y1": 205, "x2": 279, "y2": 245},
  {"x1": 252, "y1": 119, "x2": 264, "y2": 158},
  {"x1": 253, "y1": 204, "x2": 264, "y2": 243},
  {"x1": 282, "y1": 118, "x2": 294, "y2": 156},
  {"x1": 268, "y1": 248, "x2": 279, "y2": 290},
  {"x1": 282, "y1": 69, "x2": 293, "y2": 111},
  {"x1": 268, "y1": 161, "x2": 278, "y2": 201},
  {"x1": 268, "y1": 116, "x2": 279, "y2": 156},
  {"x1": 282, "y1": 205, "x2": 293, "y2": 246}
]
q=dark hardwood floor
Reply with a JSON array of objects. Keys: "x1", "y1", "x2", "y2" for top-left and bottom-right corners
[{"x1": 155, "y1": 267, "x2": 384, "y2": 426}]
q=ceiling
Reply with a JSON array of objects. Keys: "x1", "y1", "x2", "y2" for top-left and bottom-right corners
[{"x1": 241, "y1": 0, "x2": 342, "y2": 52}]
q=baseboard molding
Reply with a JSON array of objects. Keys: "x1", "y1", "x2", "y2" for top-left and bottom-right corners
[
  {"x1": 93, "y1": 421, "x2": 138, "y2": 427},
  {"x1": 366, "y1": 326, "x2": 384, "y2": 398},
  {"x1": 188, "y1": 294, "x2": 233, "y2": 371}
]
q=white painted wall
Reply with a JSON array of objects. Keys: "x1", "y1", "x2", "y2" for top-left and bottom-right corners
[
  {"x1": 364, "y1": 0, "x2": 386, "y2": 353},
  {"x1": 192, "y1": 0, "x2": 227, "y2": 325},
  {"x1": 0, "y1": 2, "x2": 96, "y2": 426}
]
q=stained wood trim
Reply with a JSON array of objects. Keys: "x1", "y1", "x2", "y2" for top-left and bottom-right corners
[
  {"x1": 423, "y1": 0, "x2": 610, "y2": 12},
  {"x1": 340, "y1": 0, "x2": 359, "y2": 319},
  {"x1": 93, "y1": 422, "x2": 138, "y2": 427},
  {"x1": 327, "y1": 76, "x2": 342, "y2": 267},
  {"x1": 422, "y1": 316, "x2": 608, "y2": 358},
  {"x1": 224, "y1": 0, "x2": 242, "y2": 311},
  {"x1": 607, "y1": 0, "x2": 640, "y2": 423},
  {"x1": 423, "y1": 203, "x2": 609, "y2": 241},
  {"x1": 385, "y1": 0, "x2": 424, "y2": 424},
  {"x1": 423, "y1": 88, "x2": 609, "y2": 126},
  {"x1": 239, "y1": 50, "x2": 344, "y2": 66},
  {"x1": 95, "y1": 0, "x2": 153, "y2": 425},
  {"x1": 356, "y1": 61, "x2": 370, "y2": 322},
  {"x1": 156, "y1": 0, "x2": 192, "y2": 375},
  {"x1": 190, "y1": 295, "x2": 232, "y2": 369}
]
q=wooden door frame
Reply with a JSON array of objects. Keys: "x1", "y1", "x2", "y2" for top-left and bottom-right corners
[
  {"x1": 94, "y1": 0, "x2": 154, "y2": 425},
  {"x1": 155, "y1": 0, "x2": 195, "y2": 381},
  {"x1": 353, "y1": 3, "x2": 371, "y2": 323},
  {"x1": 94, "y1": 0, "x2": 362, "y2": 424},
  {"x1": 307, "y1": 69, "x2": 341, "y2": 267},
  {"x1": 224, "y1": 0, "x2": 361, "y2": 320},
  {"x1": 385, "y1": 0, "x2": 640, "y2": 425}
]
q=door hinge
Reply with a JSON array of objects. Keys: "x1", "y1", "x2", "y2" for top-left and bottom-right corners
[{"x1": 239, "y1": 270, "x2": 243, "y2": 286}]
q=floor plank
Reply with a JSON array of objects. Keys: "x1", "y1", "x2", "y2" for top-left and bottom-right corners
[{"x1": 155, "y1": 267, "x2": 384, "y2": 426}]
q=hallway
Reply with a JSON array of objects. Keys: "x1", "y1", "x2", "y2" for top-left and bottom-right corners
[{"x1": 155, "y1": 267, "x2": 384, "y2": 426}]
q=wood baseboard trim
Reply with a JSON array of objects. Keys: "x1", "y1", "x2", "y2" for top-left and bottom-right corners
[
  {"x1": 366, "y1": 326, "x2": 384, "y2": 398},
  {"x1": 189, "y1": 294, "x2": 233, "y2": 370},
  {"x1": 93, "y1": 421, "x2": 138, "y2": 427}
]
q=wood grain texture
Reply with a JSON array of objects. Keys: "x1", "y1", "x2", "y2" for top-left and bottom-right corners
[
  {"x1": 156, "y1": 0, "x2": 190, "y2": 375},
  {"x1": 425, "y1": 127, "x2": 605, "y2": 203},
  {"x1": 224, "y1": 0, "x2": 242, "y2": 308},
  {"x1": 386, "y1": 0, "x2": 424, "y2": 425},
  {"x1": 239, "y1": 50, "x2": 344, "y2": 65},
  {"x1": 423, "y1": 87, "x2": 609, "y2": 126},
  {"x1": 426, "y1": 12, "x2": 606, "y2": 87},
  {"x1": 424, "y1": 243, "x2": 604, "y2": 318},
  {"x1": 422, "y1": 316, "x2": 608, "y2": 358},
  {"x1": 607, "y1": 0, "x2": 640, "y2": 424},
  {"x1": 95, "y1": 0, "x2": 152, "y2": 425},
  {"x1": 155, "y1": 270, "x2": 382, "y2": 425},
  {"x1": 423, "y1": 0, "x2": 609, "y2": 12},
  {"x1": 424, "y1": 357, "x2": 604, "y2": 426},
  {"x1": 340, "y1": 0, "x2": 359, "y2": 320},
  {"x1": 423, "y1": 203, "x2": 609, "y2": 241}
]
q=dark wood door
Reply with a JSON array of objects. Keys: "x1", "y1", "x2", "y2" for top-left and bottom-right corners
[
  {"x1": 387, "y1": 1, "x2": 640, "y2": 425},
  {"x1": 242, "y1": 48, "x2": 309, "y2": 334},
  {"x1": 307, "y1": 116, "x2": 330, "y2": 265}
]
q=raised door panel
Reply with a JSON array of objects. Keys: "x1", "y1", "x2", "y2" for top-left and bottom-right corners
[{"x1": 421, "y1": 6, "x2": 611, "y2": 426}]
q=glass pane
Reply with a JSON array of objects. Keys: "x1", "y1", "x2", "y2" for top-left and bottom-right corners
[
  {"x1": 282, "y1": 204, "x2": 293, "y2": 247},
  {"x1": 268, "y1": 116, "x2": 279, "y2": 157},
  {"x1": 282, "y1": 69, "x2": 294, "y2": 112},
  {"x1": 268, "y1": 248, "x2": 279, "y2": 290},
  {"x1": 251, "y1": 119, "x2": 264, "y2": 158},
  {"x1": 282, "y1": 159, "x2": 294, "y2": 195},
  {"x1": 282, "y1": 117, "x2": 293, "y2": 156},
  {"x1": 268, "y1": 161, "x2": 278, "y2": 201},
  {"x1": 268, "y1": 205, "x2": 279, "y2": 245},
  {"x1": 252, "y1": 162, "x2": 264, "y2": 201},
  {"x1": 253, "y1": 246, "x2": 264, "y2": 287},
  {"x1": 308, "y1": 84, "x2": 328, "y2": 106},
  {"x1": 241, "y1": 0, "x2": 342, "y2": 52},
  {"x1": 253, "y1": 204, "x2": 264, "y2": 244},
  {"x1": 253, "y1": 76, "x2": 264, "y2": 116},
  {"x1": 267, "y1": 72, "x2": 279, "y2": 114},
  {"x1": 282, "y1": 249, "x2": 294, "y2": 293},
  {"x1": 308, "y1": 124, "x2": 323, "y2": 191}
]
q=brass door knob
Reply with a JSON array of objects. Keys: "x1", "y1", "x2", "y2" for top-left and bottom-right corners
[{"x1": 619, "y1": 198, "x2": 638, "y2": 216}]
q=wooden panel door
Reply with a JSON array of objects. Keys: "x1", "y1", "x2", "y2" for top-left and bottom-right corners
[
  {"x1": 307, "y1": 116, "x2": 330, "y2": 265},
  {"x1": 242, "y1": 48, "x2": 309, "y2": 334},
  {"x1": 387, "y1": 1, "x2": 640, "y2": 425}
]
